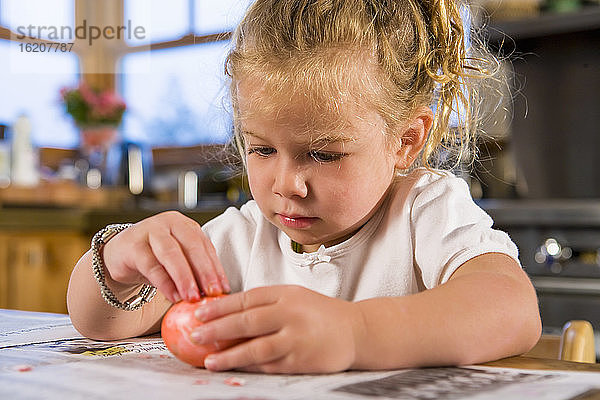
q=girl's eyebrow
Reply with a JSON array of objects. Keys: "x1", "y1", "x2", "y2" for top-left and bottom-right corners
[
  {"x1": 241, "y1": 130, "x2": 262, "y2": 139},
  {"x1": 241, "y1": 130, "x2": 354, "y2": 145}
]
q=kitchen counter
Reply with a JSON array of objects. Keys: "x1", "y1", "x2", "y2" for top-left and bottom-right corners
[
  {"x1": 478, "y1": 198, "x2": 600, "y2": 227},
  {"x1": 0, "y1": 204, "x2": 229, "y2": 234}
]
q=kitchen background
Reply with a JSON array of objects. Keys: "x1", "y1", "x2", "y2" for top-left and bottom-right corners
[{"x1": 1, "y1": 0, "x2": 599, "y2": 358}]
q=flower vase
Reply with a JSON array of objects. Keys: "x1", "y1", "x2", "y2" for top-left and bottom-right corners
[
  {"x1": 80, "y1": 125, "x2": 118, "y2": 150},
  {"x1": 79, "y1": 125, "x2": 119, "y2": 188}
]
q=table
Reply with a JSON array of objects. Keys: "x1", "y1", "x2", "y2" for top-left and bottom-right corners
[{"x1": 1, "y1": 309, "x2": 599, "y2": 400}]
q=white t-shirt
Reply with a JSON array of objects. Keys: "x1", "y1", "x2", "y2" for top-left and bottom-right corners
[{"x1": 201, "y1": 168, "x2": 519, "y2": 301}]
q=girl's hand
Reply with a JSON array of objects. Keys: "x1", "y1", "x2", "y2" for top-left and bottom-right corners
[
  {"x1": 102, "y1": 211, "x2": 230, "y2": 303},
  {"x1": 189, "y1": 285, "x2": 361, "y2": 373}
]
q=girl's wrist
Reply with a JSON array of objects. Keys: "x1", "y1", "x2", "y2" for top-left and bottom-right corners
[
  {"x1": 349, "y1": 301, "x2": 370, "y2": 369},
  {"x1": 101, "y1": 241, "x2": 136, "y2": 292},
  {"x1": 91, "y1": 223, "x2": 156, "y2": 311}
]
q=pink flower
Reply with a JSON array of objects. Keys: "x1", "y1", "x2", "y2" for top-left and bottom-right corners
[
  {"x1": 95, "y1": 92, "x2": 121, "y2": 117},
  {"x1": 61, "y1": 81, "x2": 127, "y2": 127},
  {"x1": 78, "y1": 82, "x2": 98, "y2": 106}
]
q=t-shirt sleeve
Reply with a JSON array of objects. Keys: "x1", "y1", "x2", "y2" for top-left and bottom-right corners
[
  {"x1": 201, "y1": 202, "x2": 259, "y2": 293},
  {"x1": 410, "y1": 173, "x2": 520, "y2": 289}
]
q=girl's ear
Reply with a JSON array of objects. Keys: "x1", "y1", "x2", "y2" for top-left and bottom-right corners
[{"x1": 394, "y1": 107, "x2": 434, "y2": 170}]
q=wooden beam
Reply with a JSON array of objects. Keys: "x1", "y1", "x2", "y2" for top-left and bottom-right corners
[{"x1": 126, "y1": 32, "x2": 231, "y2": 53}]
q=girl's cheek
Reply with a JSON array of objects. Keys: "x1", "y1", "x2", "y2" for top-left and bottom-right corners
[{"x1": 246, "y1": 165, "x2": 269, "y2": 195}]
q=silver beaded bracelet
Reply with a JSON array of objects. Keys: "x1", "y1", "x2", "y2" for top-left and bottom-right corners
[{"x1": 91, "y1": 223, "x2": 157, "y2": 311}]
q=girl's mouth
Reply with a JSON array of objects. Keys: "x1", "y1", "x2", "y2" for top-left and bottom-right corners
[{"x1": 277, "y1": 214, "x2": 318, "y2": 229}]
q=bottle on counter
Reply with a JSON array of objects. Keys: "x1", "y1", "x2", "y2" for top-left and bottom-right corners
[
  {"x1": 0, "y1": 124, "x2": 10, "y2": 188},
  {"x1": 11, "y1": 114, "x2": 39, "y2": 187}
]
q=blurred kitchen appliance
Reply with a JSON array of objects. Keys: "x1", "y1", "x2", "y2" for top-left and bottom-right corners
[
  {"x1": 178, "y1": 170, "x2": 198, "y2": 209},
  {"x1": 0, "y1": 124, "x2": 10, "y2": 188},
  {"x1": 109, "y1": 141, "x2": 152, "y2": 195},
  {"x1": 11, "y1": 115, "x2": 39, "y2": 187}
]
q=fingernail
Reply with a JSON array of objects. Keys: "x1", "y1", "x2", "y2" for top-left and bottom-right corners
[
  {"x1": 204, "y1": 355, "x2": 216, "y2": 369},
  {"x1": 188, "y1": 287, "x2": 201, "y2": 302},
  {"x1": 190, "y1": 329, "x2": 203, "y2": 342},
  {"x1": 223, "y1": 282, "x2": 231, "y2": 293},
  {"x1": 194, "y1": 305, "x2": 208, "y2": 321},
  {"x1": 207, "y1": 282, "x2": 221, "y2": 296}
]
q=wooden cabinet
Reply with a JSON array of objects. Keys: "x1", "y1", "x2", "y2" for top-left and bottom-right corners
[{"x1": 0, "y1": 231, "x2": 88, "y2": 313}]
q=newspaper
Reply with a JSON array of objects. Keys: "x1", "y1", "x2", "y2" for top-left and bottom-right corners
[
  {"x1": 0, "y1": 309, "x2": 83, "y2": 348},
  {"x1": 1, "y1": 310, "x2": 599, "y2": 400}
]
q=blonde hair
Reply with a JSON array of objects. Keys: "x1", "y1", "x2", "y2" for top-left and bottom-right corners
[{"x1": 225, "y1": 0, "x2": 502, "y2": 170}]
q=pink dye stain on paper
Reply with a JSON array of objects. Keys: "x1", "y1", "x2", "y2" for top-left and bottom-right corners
[{"x1": 224, "y1": 376, "x2": 246, "y2": 386}]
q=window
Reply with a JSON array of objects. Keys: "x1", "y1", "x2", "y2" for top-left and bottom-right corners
[
  {"x1": 125, "y1": 0, "x2": 189, "y2": 45},
  {"x1": 194, "y1": 0, "x2": 253, "y2": 36},
  {"x1": 121, "y1": 41, "x2": 232, "y2": 146},
  {"x1": 119, "y1": 0, "x2": 255, "y2": 146},
  {"x1": 0, "y1": 0, "x2": 79, "y2": 148},
  {"x1": 1, "y1": 0, "x2": 74, "y2": 42}
]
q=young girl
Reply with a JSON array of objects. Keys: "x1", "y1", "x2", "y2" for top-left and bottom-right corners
[{"x1": 67, "y1": 0, "x2": 541, "y2": 374}]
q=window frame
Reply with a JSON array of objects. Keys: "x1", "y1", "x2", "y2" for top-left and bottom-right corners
[
  {"x1": 0, "y1": 0, "x2": 235, "y2": 90},
  {"x1": 116, "y1": 1, "x2": 236, "y2": 147},
  {"x1": 0, "y1": 0, "x2": 81, "y2": 148}
]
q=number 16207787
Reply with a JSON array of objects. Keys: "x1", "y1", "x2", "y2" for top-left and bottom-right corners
[{"x1": 18, "y1": 42, "x2": 74, "y2": 53}]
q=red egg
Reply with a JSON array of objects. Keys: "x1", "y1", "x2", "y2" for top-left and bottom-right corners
[{"x1": 161, "y1": 295, "x2": 238, "y2": 367}]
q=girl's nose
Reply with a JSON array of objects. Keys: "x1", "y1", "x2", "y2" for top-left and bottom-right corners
[{"x1": 272, "y1": 164, "x2": 308, "y2": 199}]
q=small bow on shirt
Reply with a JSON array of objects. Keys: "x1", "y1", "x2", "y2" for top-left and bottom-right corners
[{"x1": 299, "y1": 245, "x2": 332, "y2": 267}]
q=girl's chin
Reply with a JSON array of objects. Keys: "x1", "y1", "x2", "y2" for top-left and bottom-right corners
[
  {"x1": 287, "y1": 232, "x2": 355, "y2": 252},
  {"x1": 271, "y1": 217, "x2": 359, "y2": 249},
  {"x1": 281, "y1": 231, "x2": 323, "y2": 250}
]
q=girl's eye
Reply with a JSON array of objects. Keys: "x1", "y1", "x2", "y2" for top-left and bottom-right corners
[
  {"x1": 309, "y1": 150, "x2": 345, "y2": 163},
  {"x1": 247, "y1": 146, "x2": 275, "y2": 157}
]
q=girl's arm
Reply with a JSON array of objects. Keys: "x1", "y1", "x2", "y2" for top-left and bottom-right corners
[
  {"x1": 67, "y1": 211, "x2": 230, "y2": 341},
  {"x1": 187, "y1": 252, "x2": 540, "y2": 373},
  {"x1": 67, "y1": 250, "x2": 172, "y2": 340},
  {"x1": 351, "y1": 252, "x2": 541, "y2": 369}
]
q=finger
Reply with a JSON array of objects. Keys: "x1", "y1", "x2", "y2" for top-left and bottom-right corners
[
  {"x1": 203, "y1": 334, "x2": 288, "y2": 372},
  {"x1": 194, "y1": 287, "x2": 280, "y2": 322},
  {"x1": 236, "y1": 359, "x2": 292, "y2": 374},
  {"x1": 169, "y1": 218, "x2": 230, "y2": 296},
  {"x1": 203, "y1": 238, "x2": 231, "y2": 294},
  {"x1": 133, "y1": 242, "x2": 179, "y2": 303},
  {"x1": 191, "y1": 304, "x2": 281, "y2": 343},
  {"x1": 147, "y1": 230, "x2": 200, "y2": 301}
]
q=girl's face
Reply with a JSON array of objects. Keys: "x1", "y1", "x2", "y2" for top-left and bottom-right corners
[{"x1": 238, "y1": 81, "x2": 401, "y2": 252}]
